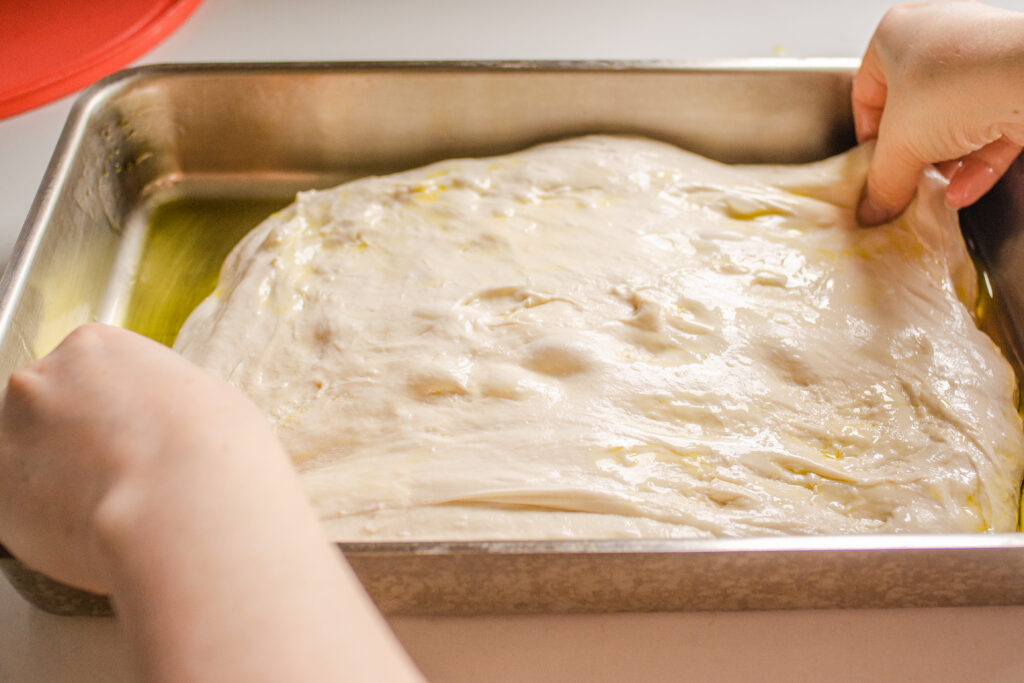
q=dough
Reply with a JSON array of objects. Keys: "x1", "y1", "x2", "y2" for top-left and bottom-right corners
[{"x1": 174, "y1": 136, "x2": 1024, "y2": 539}]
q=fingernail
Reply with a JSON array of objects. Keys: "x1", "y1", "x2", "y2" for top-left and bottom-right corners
[
  {"x1": 944, "y1": 184, "x2": 970, "y2": 210},
  {"x1": 857, "y1": 195, "x2": 892, "y2": 226}
]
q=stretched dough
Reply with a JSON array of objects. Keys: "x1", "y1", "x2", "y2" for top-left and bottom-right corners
[{"x1": 175, "y1": 136, "x2": 1024, "y2": 539}]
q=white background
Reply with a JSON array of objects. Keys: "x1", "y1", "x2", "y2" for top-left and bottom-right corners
[{"x1": 4, "y1": 1, "x2": 1024, "y2": 680}]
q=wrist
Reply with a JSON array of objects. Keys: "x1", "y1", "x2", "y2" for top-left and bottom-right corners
[
  {"x1": 89, "y1": 424, "x2": 299, "y2": 600},
  {"x1": 88, "y1": 447, "x2": 226, "y2": 599}
]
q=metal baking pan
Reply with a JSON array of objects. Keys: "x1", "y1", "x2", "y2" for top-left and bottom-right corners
[{"x1": 3, "y1": 61, "x2": 1024, "y2": 617}]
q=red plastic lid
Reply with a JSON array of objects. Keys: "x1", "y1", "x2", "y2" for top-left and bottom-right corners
[{"x1": 0, "y1": 0, "x2": 203, "y2": 120}]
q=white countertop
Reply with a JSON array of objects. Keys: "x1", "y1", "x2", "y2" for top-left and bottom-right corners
[{"x1": 4, "y1": 1, "x2": 1024, "y2": 680}]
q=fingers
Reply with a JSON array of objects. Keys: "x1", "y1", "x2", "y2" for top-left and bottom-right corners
[
  {"x1": 857, "y1": 126, "x2": 927, "y2": 225},
  {"x1": 858, "y1": 136, "x2": 1019, "y2": 225},
  {"x1": 852, "y1": 38, "x2": 916, "y2": 226},
  {"x1": 945, "y1": 136, "x2": 1023, "y2": 208},
  {"x1": 851, "y1": 45, "x2": 887, "y2": 143}
]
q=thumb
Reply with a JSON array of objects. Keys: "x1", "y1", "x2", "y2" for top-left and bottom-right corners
[
  {"x1": 945, "y1": 136, "x2": 1023, "y2": 208},
  {"x1": 857, "y1": 131, "x2": 926, "y2": 226}
]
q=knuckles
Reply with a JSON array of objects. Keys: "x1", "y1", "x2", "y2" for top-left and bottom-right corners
[
  {"x1": 5, "y1": 365, "x2": 43, "y2": 404},
  {"x1": 4, "y1": 324, "x2": 124, "y2": 408},
  {"x1": 57, "y1": 323, "x2": 120, "y2": 353}
]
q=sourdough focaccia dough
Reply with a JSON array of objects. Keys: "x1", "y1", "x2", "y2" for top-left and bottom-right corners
[{"x1": 174, "y1": 136, "x2": 1024, "y2": 539}]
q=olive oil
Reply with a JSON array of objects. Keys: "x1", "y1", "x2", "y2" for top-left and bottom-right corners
[
  {"x1": 974, "y1": 267, "x2": 1024, "y2": 407},
  {"x1": 972, "y1": 266, "x2": 1024, "y2": 530},
  {"x1": 121, "y1": 196, "x2": 291, "y2": 347}
]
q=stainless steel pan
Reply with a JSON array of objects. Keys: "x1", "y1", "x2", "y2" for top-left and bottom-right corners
[{"x1": 5, "y1": 61, "x2": 1024, "y2": 617}]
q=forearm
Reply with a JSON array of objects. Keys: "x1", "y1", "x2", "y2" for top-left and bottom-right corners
[{"x1": 95, "y1": 438, "x2": 423, "y2": 682}]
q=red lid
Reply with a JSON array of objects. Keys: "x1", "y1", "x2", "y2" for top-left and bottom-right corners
[{"x1": 0, "y1": 0, "x2": 204, "y2": 120}]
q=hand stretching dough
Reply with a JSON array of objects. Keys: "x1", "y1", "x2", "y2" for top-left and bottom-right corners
[{"x1": 174, "y1": 136, "x2": 1024, "y2": 539}]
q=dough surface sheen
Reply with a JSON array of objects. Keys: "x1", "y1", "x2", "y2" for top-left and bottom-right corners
[{"x1": 174, "y1": 136, "x2": 1024, "y2": 540}]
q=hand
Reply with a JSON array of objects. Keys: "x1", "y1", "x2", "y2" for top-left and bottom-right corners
[
  {"x1": 0, "y1": 323, "x2": 279, "y2": 593},
  {"x1": 852, "y1": 1, "x2": 1024, "y2": 224},
  {"x1": 0, "y1": 324, "x2": 423, "y2": 681}
]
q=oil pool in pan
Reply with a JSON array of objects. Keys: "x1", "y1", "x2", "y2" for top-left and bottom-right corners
[{"x1": 123, "y1": 196, "x2": 291, "y2": 347}]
